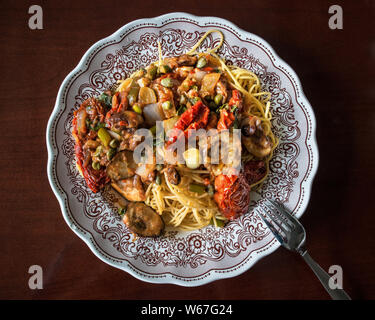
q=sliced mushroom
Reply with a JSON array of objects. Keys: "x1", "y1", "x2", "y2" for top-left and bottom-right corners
[
  {"x1": 83, "y1": 139, "x2": 100, "y2": 150},
  {"x1": 215, "y1": 80, "x2": 228, "y2": 104},
  {"x1": 106, "y1": 151, "x2": 137, "y2": 181},
  {"x1": 241, "y1": 116, "x2": 272, "y2": 158},
  {"x1": 136, "y1": 162, "x2": 156, "y2": 184},
  {"x1": 106, "y1": 110, "x2": 144, "y2": 130},
  {"x1": 111, "y1": 175, "x2": 146, "y2": 202},
  {"x1": 240, "y1": 116, "x2": 261, "y2": 137},
  {"x1": 123, "y1": 202, "x2": 164, "y2": 237},
  {"x1": 164, "y1": 54, "x2": 197, "y2": 69}
]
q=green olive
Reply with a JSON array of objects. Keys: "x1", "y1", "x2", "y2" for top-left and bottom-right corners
[
  {"x1": 196, "y1": 57, "x2": 207, "y2": 68},
  {"x1": 161, "y1": 77, "x2": 173, "y2": 88},
  {"x1": 92, "y1": 161, "x2": 101, "y2": 170},
  {"x1": 97, "y1": 128, "x2": 112, "y2": 147},
  {"x1": 132, "y1": 103, "x2": 142, "y2": 114},
  {"x1": 162, "y1": 100, "x2": 172, "y2": 110},
  {"x1": 109, "y1": 139, "x2": 119, "y2": 149},
  {"x1": 189, "y1": 183, "x2": 206, "y2": 194}
]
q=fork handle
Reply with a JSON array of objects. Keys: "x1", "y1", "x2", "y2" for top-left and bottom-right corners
[{"x1": 300, "y1": 251, "x2": 351, "y2": 300}]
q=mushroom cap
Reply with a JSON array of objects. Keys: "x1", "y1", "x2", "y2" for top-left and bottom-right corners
[{"x1": 123, "y1": 202, "x2": 164, "y2": 237}]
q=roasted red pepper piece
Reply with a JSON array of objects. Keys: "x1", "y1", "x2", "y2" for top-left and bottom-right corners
[
  {"x1": 213, "y1": 160, "x2": 266, "y2": 220},
  {"x1": 167, "y1": 100, "x2": 210, "y2": 145},
  {"x1": 74, "y1": 143, "x2": 109, "y2": 193},
  {"x1": 228, "y1": 89, "x2": 242, "y2": 110},
  {"x1": 217, "y1": 109, "x2": 235, "y2": 131},
  {"x1": 217, "y1": 90, "x2": 242, "y2": 131},
  {"x1": 214, "y1": 172, "x2": 251, "y2": 220},
  {"x1": 243, "y1": 160, "x2": 267, "y2": 185},
  {"x1": 72, "y1": 99, "x2": 110, "y2": 193}
]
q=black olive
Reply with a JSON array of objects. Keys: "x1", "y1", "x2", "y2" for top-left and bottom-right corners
[{"x1": 166, "y1": 166, "x2": 181, "y2": 185}]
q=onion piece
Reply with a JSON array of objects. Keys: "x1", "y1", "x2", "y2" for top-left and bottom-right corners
[
  {"x1": 183, "y1": 148, "x2": 201, "y2": 169},
  {"x1": 139, "y1": 87, "x2": 157, "y2": 105},
  {"x1": 163, "y1": 116, "x2": 179, "y2": 135},
  {"x1": 136, "y1": 163, "x2": 156, "y2": 182},
  {"x1": 143, "y1": 103, "x2": 165, "y2": 126},
  {"x1": 193, "y1": 69, "x2": 207, "y2": 83},
  {"x1": 108, "y1": 130, "x2": 122, "y2": 141},
  {"x1": 200, "y1": 72, "x2": 221, "y2": 95}
]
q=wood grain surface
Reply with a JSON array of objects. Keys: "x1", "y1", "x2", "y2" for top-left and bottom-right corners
[{"x1": 0, "y1": 0, "x2": 374, "y2": 299}]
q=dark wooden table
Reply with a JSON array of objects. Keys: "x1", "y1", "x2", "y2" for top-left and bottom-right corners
[{"x1": 1, "y1": 0, "x2": 374, "y2": 300}]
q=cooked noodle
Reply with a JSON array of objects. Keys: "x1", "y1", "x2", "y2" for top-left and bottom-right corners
[{"x1": 145, "y1": 30, "x2": 278, "y2": 230}]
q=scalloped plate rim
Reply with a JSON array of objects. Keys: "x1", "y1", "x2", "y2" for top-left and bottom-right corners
[{"x1": 46, "y1": 12, "x2": 319, "y2": 287}]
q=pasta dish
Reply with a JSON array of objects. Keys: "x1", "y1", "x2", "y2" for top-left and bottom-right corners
[{"x1": 72, "y1": 30, "x2": 278, "y2": 237}]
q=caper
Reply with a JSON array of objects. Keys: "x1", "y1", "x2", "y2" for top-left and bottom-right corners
[
  {"x1": 214, "y1": 94, "x2": 223, "y2": 106},
  {"x1": 191, "y1": 85, "x2": 198, "y2": 91},
  {"x1": 109, "y1": 139, "x2": 119, "y2": 149},
  {"x1": 155, "y1": 174, "x2": 161, "y2": 185},
  {"x1": 161, "y1": 77, "x2": 173, "y2": 88},
  {"x1": 216, "y1": 219, "x2": 225, "y2": 227},
  {"x1": 107, "y1": 148, "x2": 116, "y2": 161},
  {"x1": 159, "y1": 65, "x2": 171, "y2": 74},
  {"x1": 118, "y1": 207, "x2": 126, "y2": 216},
  {"x1": 179, "y1": 94, "x2": 187, "y2": 105},
  {"x1": 156, "y1": 164, "x2": 163, "y2": 171},
  {"x1": 162, "y1": 100, "x2": 172, "y2": 110},
  {"x1": 127, "y1": 87, "x2": 139, "y2": 106},
  {"x1": 93, "y1": 145, "x2": 103, "y2": 157},
  {"x1": 209, "y1": 101, "x2": 217, "y2": 110},
  {"x1": 196, "y1": 57, "x2": 207, "y2": 68},
  {"x1": 207, "y1": 184, "x2": 214, "y2": 196},
  {"x1": 177, "y1": 105, "x2": 187, "y2": 115},
  {"x1": 92, "y1": 161, "x2": 101, "y2": 170},
  {"x1": 132, "y1": 103, "x2": 142, "y2": 114},
  {"x1": 150, "y1": 125, "x2": 157, "y2": 136},
  {"x1": 147, "y1": 66, "x2": 158, "y2": 79},
  {"x1": 190, "y1": 97, "x2": 201, "y2": 105},
  {"x1": 85, "y1": 118, "x2": 91, "y2": 128}
]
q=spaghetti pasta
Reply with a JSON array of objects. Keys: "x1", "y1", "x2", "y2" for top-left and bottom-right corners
[
  {"x1": 73, "y1": 29, "x2": 278, "y2": 236},
  {"x1": 145, "y1": 30, "x2": 278, "y2": 230}
]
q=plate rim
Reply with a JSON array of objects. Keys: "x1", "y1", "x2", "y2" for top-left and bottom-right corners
[{"x1": 46, "y1": 12, "x2": 319, "y2": 286}]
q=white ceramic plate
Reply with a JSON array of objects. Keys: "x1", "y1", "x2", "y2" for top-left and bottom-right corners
[{"x1": 46, "y1": 12, "x2": 318, "y2": 286}]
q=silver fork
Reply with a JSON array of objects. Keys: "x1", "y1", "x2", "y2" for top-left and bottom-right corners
[{"x1": 255, "y1": 199, "x2": 351, "y2": 300}]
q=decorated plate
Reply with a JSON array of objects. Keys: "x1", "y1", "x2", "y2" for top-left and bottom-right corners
[{"x1": 46, "y1": 12, "x2": 318, "y2": 286}]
